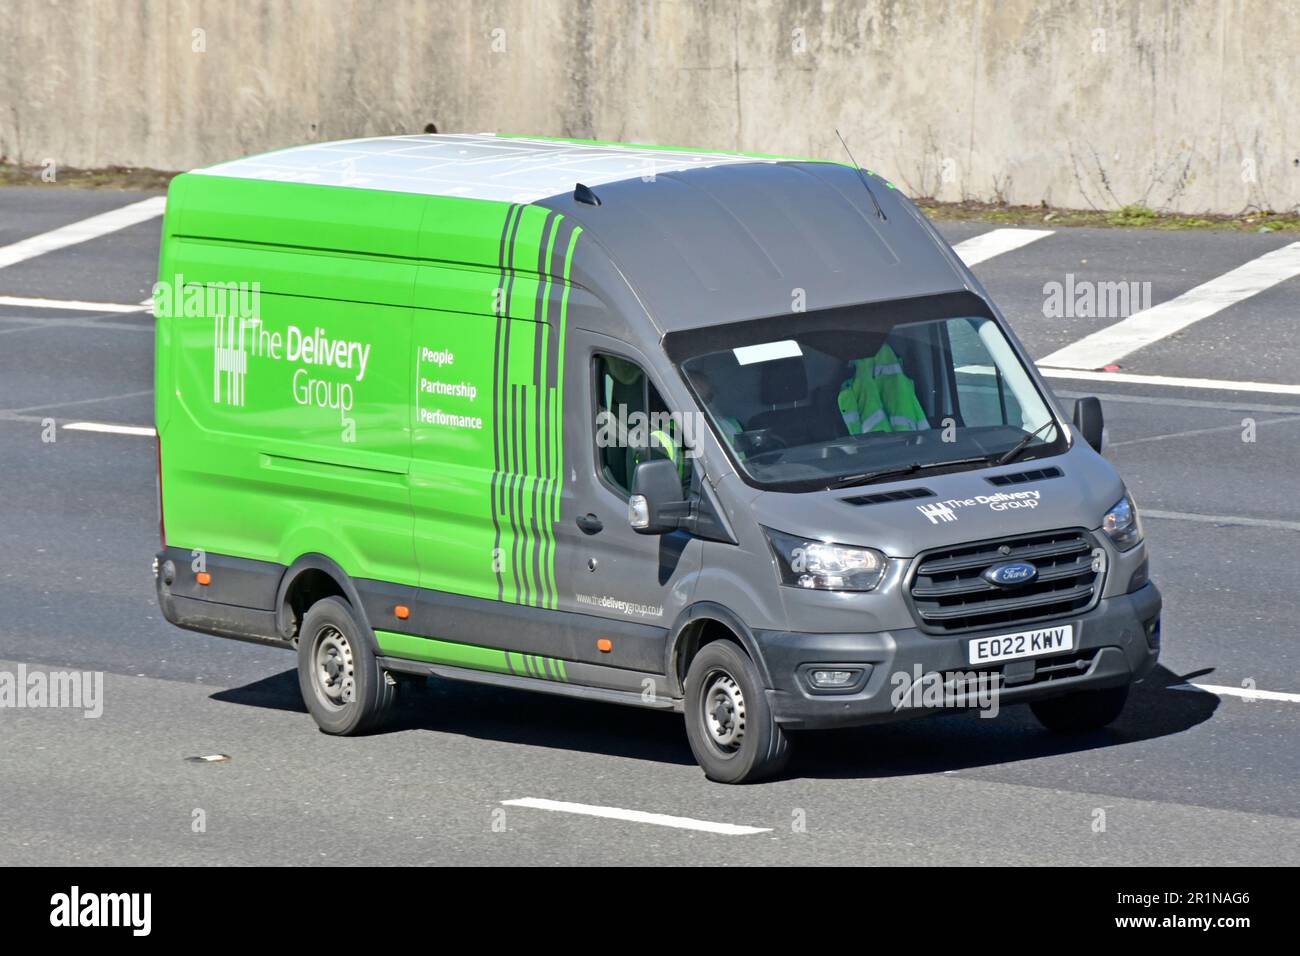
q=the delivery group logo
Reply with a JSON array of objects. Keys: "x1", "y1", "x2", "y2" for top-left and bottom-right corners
[
  {"x1": 214, "y1": 313, "x2": 250, "y2": 407},
  {"x1": 917, "y1": 490, "x2": 1043, "y2": 524},
  {"x1": 150, "y1": 275, "x2": 259, "y2": 408},
  {"x1": 210, "y1": 313, "x2": 371, "y2": 420},
  {"x1": 160, "y1": 272, "x2": 371, "y2": 432}
]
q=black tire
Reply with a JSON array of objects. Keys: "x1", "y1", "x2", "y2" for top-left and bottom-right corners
[
  {"x1": 296, "y1": 596, "x2": 396, "y2": 736},
  {"x1": 1030, "y1": 684, "x2": 1129, "y2": 733},
  {"x1": 684, "y1": 641, "x2": 791, "y2": 784}
]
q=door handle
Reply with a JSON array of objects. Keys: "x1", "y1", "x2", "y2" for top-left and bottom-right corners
[{"x1": 576, "y1": 513, "x2": 603, "y2": 535}]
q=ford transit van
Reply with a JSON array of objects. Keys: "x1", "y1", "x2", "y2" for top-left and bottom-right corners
[{"x1": 154, "y1": 134, "x2": 1161, "y2": 783}]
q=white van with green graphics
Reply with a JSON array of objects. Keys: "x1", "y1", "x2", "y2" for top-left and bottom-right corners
[{"x1": 154, "y1": 134, "x2": 1161, "y2": 783}]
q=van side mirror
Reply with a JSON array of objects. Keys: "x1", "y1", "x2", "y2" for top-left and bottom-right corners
[
  {"x1": 628, "y1": 459, "x2": 689, "y2": 535},
  {"x1": 1073, "y1": 396, "x2": 1104, "y2": 452}
]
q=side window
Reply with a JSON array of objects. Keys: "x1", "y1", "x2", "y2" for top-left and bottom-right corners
[
  {"x1": 593, "y1": 354, "x2": 686, "y2": 496},
  {"x1": 946, "y1": 317, "x2": 1023, "y2": 427}
]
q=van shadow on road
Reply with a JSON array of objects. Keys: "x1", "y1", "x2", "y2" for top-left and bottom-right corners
[
  {"x1": 210, "y1": 663, "x2": 1217, "y2": 779},
  {"x1": 792, "y1": 665, "x2": 1217, "y2": 779}
]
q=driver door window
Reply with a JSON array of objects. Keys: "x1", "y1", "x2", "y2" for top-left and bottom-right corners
[{"x1": 593, "y1": 354, "x2": 685, "y2": 496}]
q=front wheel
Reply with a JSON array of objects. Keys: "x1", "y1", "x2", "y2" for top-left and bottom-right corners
[
  {"x1": 684, "y1": 641, "x2": 791, "y2": 784},
  {"x1": 297, "y1": 596, "x2": 396, "y2": 736},
  {"x1": 1030, "y1": 684, "x2": 1129, "y2": 733}
]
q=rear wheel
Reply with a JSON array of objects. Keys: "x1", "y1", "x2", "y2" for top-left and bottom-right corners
[
  {"x1": 1030, "y1": 684, "x2": 1129, "y2": 733},
  {"x1": 297, "y1": 596, "x2": 396, "y2": 735},
  {"x1": 684, "y1": 641, "x2": 791, "y2": 784}
]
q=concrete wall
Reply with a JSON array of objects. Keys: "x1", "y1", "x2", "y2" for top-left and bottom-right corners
[{"x1": 2, "y1": 0, "x2": 1297, "y2": 214}]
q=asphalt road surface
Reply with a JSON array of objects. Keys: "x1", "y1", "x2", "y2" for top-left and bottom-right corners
[{"x1": 1, "y1": 186, "x2": 1297, "y2": 865}]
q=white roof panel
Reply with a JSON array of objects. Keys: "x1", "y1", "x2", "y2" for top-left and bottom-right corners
[{"x1": 191, "y1": 133, "x2": 779, "y2": 203}]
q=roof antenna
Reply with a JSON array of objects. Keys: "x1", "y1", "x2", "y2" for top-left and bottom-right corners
[
  {"x1": 835, "y1": 129, "x2": 886, "y2": 222},
  {"x1": 574, "y1": 182, "x2": 602, "y2": 206}
]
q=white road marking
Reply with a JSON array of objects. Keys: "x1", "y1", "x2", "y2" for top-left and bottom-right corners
[
  {"x1": 0, "y1": 295, "x2": 150, "y2": 313},
  {"x1": 1038, "y1": 367, "x2": 1300, "y2": 396},
  {"x1": 1039, "y1": 241, "x2": 1300, "y2": 370},
  {"x1": 952, "y1": 228, "x2": 1055, "y2": 267},
  {"x1": 9, "y1": 389, "x2": 154, "y2": 415},
  {"x1": 62, "y1": 421, "x2": 156, "y2": 437},
  {"x1": 1053, "y1": 388, "x2": 1300, "y2": 416},
  {"x1": 501, "y1": 798, "x2": 771, "y2": 835},
  {"x1": 0, "y1": 322, "x2": 47, "y2": 336},
  {"x1": 0, "y1": 196, "x2": 167, "y2": 270},
  {"x1": 1142, "y1": 509, "x2": 1300, "y2": 532},
  {"x1": 0, "y1": 316, "x2": 153, "y2": 333},
  {"x1": 1107, "y1": 415, "x2": 1300, "y2": 448},
  {"x1": 1169, "y1": 682, "x2": 1300, "y2": 703}
]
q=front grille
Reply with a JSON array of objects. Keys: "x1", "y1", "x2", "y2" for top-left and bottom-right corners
[{"x1": 909, "y1": 528, "x2": 1101, "y2": 633}]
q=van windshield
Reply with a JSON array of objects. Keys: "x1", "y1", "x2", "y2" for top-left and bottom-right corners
[{"x1": 665, "y1": 296, "x2": 1066, "y2": 492}]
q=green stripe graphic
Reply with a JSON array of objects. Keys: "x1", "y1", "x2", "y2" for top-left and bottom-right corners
[
  {"x1": 486, "y1": 208, "x2": 581, "y2": 612},
  {"x1": 376, "y1": 630, "x2": 571, "y2": 682}
]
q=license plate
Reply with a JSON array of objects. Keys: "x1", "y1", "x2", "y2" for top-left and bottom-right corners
[{"x1": 968, "y1": 624, "x2": 1074, "y2": 665}]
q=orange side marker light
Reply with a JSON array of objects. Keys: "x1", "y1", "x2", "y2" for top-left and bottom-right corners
[
  {"x1": 196, "y1": 572, "x2": 211, "y2": 586},
  {"x1": 597, "y1": 638, "x2": 613, "y2": 653},
  {"x1": 395, "y1": 605, "x2": 410, "y2": 620}
]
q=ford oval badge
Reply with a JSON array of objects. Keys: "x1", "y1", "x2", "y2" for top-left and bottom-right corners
[{"x1": 983, "y1": 561, "x2": 1038, "y2": 587}]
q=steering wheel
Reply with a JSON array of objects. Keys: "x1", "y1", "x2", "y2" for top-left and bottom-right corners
[{"x1": 737, "y1": 428, "x2": 788, "y2": 456}]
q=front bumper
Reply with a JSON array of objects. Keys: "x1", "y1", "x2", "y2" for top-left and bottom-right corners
[{"x1": 758, "y1": 582, "x2": 1161, "y2": 729}]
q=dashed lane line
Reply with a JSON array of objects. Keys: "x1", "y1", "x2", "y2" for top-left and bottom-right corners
[
  {"x1": 0, "y1": 295, "x2": 149, "y2": 313},
  {"x1": 0, "y1": 322, "x2": 48, "y2": 336},
  {"x1": 0, "y1": 315, "x2": 153, "y2": 333},
  {"x1": 62, "y1": 421, "x2": 156, "y2": 437},
  {"x1": 1142, "y1": 509, "x2": 1300, "y2": 533},
  {"x1": 1039, "y1": 367, "x2": 1300, "y2": 396},
  {"x1": 1107, "y1": 415, "x2": 1300, "y2": 448},
  {"x1": 6, "y1": 389, "x2": 154, "y2": 416},
  {"x1": 0, "y1": 197, "x2": 167, "y2": 270},
  {"x1": 500, "y1": 798, "x2": 772, "y2": 835},
  {"x1": 1052, "y1": 389, "x2": 1300, "y2": 416},
  {"x1": 1039, "y1": 241, "x2": 1300, "y2": 370},
  {"x1": 1169, "y1": 682, "x2": 1300, "y2": 704},
  {"x1": 952, "y1": 228, "x2": 1055, "y2": 267}
]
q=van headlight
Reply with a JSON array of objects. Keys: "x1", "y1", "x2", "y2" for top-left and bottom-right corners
[
  {"x1": 1101, "y1": 493, "x2": 1143, "y2": 551},
  {"x1": 763, "y1": 527, "x2": 887, "y2": 591}
]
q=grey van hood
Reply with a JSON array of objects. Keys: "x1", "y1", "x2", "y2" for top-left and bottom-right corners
[{"x1": 740, "y1": 441, "x2": 1126, "y2": 558}]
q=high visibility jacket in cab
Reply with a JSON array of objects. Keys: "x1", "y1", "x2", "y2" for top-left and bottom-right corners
[{"x1": 837, "y1": 344, "x2": 930, "y2": 434}]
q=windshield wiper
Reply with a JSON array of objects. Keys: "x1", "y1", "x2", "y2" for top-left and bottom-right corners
[
  {"x1": 994, "y1": 419, "x2": 1059, "y2": 466},
  {"x1": 829, "y1": 456, "x2": 991, "y2": 490},
  {"x1": 826, "y1": 422, "x2": 1060, "y2": 491}
]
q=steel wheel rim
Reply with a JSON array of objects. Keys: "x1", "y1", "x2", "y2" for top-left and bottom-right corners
[
  {"x1": 702, "y1": 669, "x2": 746, "y2": 752},
  {"x1": 313, "y1": 624, "x2": 356, "y2": 710}
]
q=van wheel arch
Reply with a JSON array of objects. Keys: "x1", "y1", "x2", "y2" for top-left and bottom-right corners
[
  {"x1": 274, "y1": 555, "x2": 378, "y2": 653},
  {"x1": 666, "y1": 602, "x2": 772, "y2": 697}
]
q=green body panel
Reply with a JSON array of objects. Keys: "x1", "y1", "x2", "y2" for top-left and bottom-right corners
[
  {"x1": 375, "y1": 630, "x2": 568, "y2": 682},
  {"x1": 156, "y1": 173, "x2": 582, "y2": 606},
  {"x1": 166, "y1": 174, "x2": 428, "y2": 257}
]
